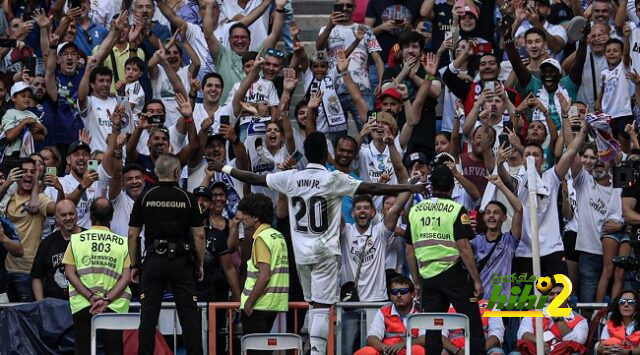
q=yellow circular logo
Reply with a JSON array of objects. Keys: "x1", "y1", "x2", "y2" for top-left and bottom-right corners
[{"x1": 536, "y1": 276, "x2": 553, "y2": 294}]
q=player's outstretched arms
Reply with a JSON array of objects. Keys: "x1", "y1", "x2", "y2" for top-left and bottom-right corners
[{"x1": 208, "y1": 161, "x2": 268, "y2": 187}]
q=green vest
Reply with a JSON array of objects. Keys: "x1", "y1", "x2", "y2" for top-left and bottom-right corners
[
  {"x1": 69, "y1": 226, "x2": 131, "y2": 314},
  {"x1": 409, "y1": 198, "x2": 462, "y2": 279},
  {"x1": 240, "y1": 226, "x2": 289, "y2": 312}
]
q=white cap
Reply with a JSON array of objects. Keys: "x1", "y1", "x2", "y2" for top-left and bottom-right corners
[
  {"x1": 540, "y1": 58, "x2": 562, "y2": 72},
  {"x1": 10, "y1": 81, "x2": 34, "y2": 97},
  {"x1": 56, "y1": 42, "x2": 79, "y2": 56}
]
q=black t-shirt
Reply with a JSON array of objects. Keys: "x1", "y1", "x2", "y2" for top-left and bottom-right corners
[
  {"x1": 31, "y1": 230, "x2": 83, "y2": 300},
  {"x1": 431, "y1": 2, "x2": 454, "y2": 55},
  {"x1": 404, "y1": 199, "x2": 474, "y2": 245},
  {"x1": 365, "y1": 0, "x2": 423, "y2": 61},
  {"x1": 129, "y1": 181, "x2": 204, "y2": 246},
  {"x1": 622, "y1": 185, "x2": 640, "y2": 216}
]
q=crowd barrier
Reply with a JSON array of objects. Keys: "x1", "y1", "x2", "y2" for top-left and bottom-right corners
[{"x1": 0, "y1": 300, "x2": 612, "y2": 354}]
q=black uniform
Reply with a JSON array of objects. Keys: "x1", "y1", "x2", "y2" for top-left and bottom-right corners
[{"x1": 129, "y1": 182, "x2": 204, "y2": 355}]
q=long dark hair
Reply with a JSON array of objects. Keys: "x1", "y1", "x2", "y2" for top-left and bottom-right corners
[{"x1": 610, "y1": 290, "x2": 640, "y2": 329}]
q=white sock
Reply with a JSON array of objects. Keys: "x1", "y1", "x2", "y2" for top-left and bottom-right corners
[{"x1": 309, "y1": 308, "x2": 329, "y2": 354}]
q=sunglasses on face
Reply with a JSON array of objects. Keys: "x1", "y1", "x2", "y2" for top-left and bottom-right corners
[
  {"x1": 619, "y1": 299, "x2": 636, "y2": 306},
  {"x1": 266, "y1": 48, "x2": 285, "y2": 58},
  {"x1": 390, "y1": 288, "x2": 411, "y2": 296}
]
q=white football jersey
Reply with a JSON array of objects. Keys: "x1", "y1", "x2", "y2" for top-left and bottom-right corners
[{"x1": 266, "y1": 163, "x2": 362, "y2": 264}]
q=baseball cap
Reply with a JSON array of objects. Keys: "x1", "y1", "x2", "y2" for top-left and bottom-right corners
[
  {"x1": 464, "y1": 5, "x2": 480, "y2": 19},
  {"x1": 56, "y1": 42, "x2": 80, "y2": 56},
  {"x1": 193, "y1": 186, "x2": 213, "y2": 200},
  {"x1": 540, "y1": 58, "x2": 562, "y2": 73},
  {"x1": 429, "y1": 165, "x2": 455, "y2": 192},
  {"x1": 380, "y1": 87, "x2": 403, "y2": 102},
  {"x1": 406, "y1": 152, "x2": 429, "y2": 168},
  {"x1": 535, "y1": 0, "x2": 551, "y2": 6},
  {"x1": 67, "y1": 140, "x2": 91, "y2": 155},
  {"x1": 10, "y1": 81, "x2": 35, "y2": 97}
]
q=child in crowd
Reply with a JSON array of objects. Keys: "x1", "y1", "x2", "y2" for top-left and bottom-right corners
[{"x1": 116, "y1": 57, "x2": 146, "y2": 119}]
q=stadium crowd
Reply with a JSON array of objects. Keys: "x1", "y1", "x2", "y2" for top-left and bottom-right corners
[{"x1": 4, "y1": 0, "x2": 640, "y2": 352}]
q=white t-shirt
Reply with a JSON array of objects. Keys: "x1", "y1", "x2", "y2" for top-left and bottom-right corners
[
  {"x1": 110, "y1": 190, "x2": 134, "y2": 237},
  {"x1": 577, "y1": 48, "x2": 607, "y2": 110},
  {"x1": 602, "y1": 61, "x2": 634, "y2": 118},
  {"x1": 627, "y1": 6, "x2": 640, "y2": 74},
  {"x1": 124, "y1": 81, "x2": 145, "y2": 118},
  {"x1": 266, "y1": 163, "x2": 362, "y2": 264},
  {"x1": 88, "y1": 0, "x2": 116, "y2": 27},
  {"x1": 340, "y1": 222, "x2": 395, "y2": 302},
  {"x1": 186, "y1": 23, "x2": 216, "y2": 82},
  {"x1": 219, "y1": 0, "x2": 269, "y2": 50},
  {"x1": 190, "y1": 102, "x2": 236, "y2": 135},
  {"x1": 357, "y1": 138, "x2": 403, "y2": 209},
  {"x1": 564, "y1": 173, "x2": 578, "y2": 233},
  {"x1": 320, "y1": 23, "x2": 381, "y2": 94},
  {"x1": 515, "y1": 168, "x2": 564, "y2": 257},
  {"x1": 573, "y1": 169, "x2": 623, "y2": 255},
  {"x1": 224, "y1": 78, "x2": 280, "y2": 107},
  {"x1": 80, "y1": 95, "x2": 118, "y2": 152},
  {"x1": 59, "y1": 165, "x2": 110, "y2": 229},
  {"x1": 151, "y1": 65, "x2": 191, "y2": 127}
]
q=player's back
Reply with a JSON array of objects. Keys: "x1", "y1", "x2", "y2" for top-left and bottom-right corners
[{"x1": 266, "y1": 164, "x2": 361, "y2": 264}]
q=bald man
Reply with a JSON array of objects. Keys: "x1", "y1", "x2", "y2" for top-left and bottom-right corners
[{"x1": 31, "y1": 200, "x2": 82, "y2": 300}]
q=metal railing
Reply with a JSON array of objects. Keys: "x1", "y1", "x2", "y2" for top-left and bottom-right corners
[{"x1": 334, "y1": 301, "x2": 390, "y2": 355}]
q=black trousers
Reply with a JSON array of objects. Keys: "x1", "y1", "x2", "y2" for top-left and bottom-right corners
[
  {"x1": 138, "y1": 253, "x2": 202, "y2": 355},
  {"x1": 513, "y1": 251, "x2": 568, "y2": 281},
  {"x1": 73, "y1": 307, "x2": 122, "y2": 355},
  {"x1": 241, "y1": 310, "x2": 278, "y2": 355},
  {"x1": 421, "y1": 262, "x2": 486, "y2": 355}
]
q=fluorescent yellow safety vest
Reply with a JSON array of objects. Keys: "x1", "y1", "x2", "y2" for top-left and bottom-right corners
[
  {"x1": 69, "y1": 226, "x2": 131, "y2": 314},
  {"x1": 408, "y1": 197, "x2": 462, "y2": 279},
  {"x1": 240, "y1": 225, "x2": 289, "y2": 312}
]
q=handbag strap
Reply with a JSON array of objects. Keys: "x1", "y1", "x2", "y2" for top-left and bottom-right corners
[
  {"x1": 589, "y1": 52, "x2": 597, "y2": 102},
  {"x1": 476, "y1": 234, "x2": 502, "y2": 274},
  {"x1": 109, "y1": 50, "x2": 120, "y2": 84},
  {"x1": 353, "y1": 234, "x2": 372, "y2": 286}
]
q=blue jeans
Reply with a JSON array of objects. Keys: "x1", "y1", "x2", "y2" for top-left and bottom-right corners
[
  {"x1": 7, "y1": 272, "x2": 34, "y2": 302},
  {"x1": 578, "y1": 252, "x2": 603, "y2": 303},
  {"x1": 341, "y1": 309, "x2": 362, "y2": 355}
]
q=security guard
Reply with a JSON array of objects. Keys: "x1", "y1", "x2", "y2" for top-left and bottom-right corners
[
  {"x1": 63, "y1": 197, "x2": 131, "y2": 355},
  {"x1": 405, "y1": 165, "x2": 486, "y2": 355},
  {"x1": 128, "y1": 153, "x2": 205, "y2": 355},
  {"x1": 237, "y1": 193, "x2": 289, "y2": 339}
]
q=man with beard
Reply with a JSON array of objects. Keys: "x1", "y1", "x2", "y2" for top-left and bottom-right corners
[
  {"x1": 504, "y1": 20, "x2": 588, "y2": 129},
  {"x1": 513, "y1": 0, "x2": 567, "y2": 57},
  {"x1": 60, "y1": 140, "x2": 107, "y2": 228},
  {"x1": 564, "y1": 23, "x2": 610, "y2": 109},
  {"x1": 126, "y1": 97, "x2": 199, "y2": 186},
  {"x1": 31, "y1": 199, "x2": 83, "y2": 300},
  {"x1": 74, "y1": 0, "x2": 109, "y2": 56},
  {"x1": 5, "y1": 158, "x2": 62, "y2": 301},
  {"x1": 44, "y1": 11, "x2": 127, "y2": 159},
  {"x1": 203, "y1": 0, "x2": 287, "y2": 102},
  {"x1": 328, "y1": 136, "x2": 360, "y2": 223}
]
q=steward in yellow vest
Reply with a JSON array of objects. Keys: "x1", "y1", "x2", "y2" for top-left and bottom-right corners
[
  {"x1": 63, "y1": 198, "x2": 131, "y2": 355},
  {"x1": 405, "y1": 165, "x2": 486, "y2": 355},
  {"x1": 237, "y1": 193, "x2": 289, "y2": 336}
]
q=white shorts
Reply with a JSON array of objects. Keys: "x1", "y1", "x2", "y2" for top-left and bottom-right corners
[{"x1": 296, "y1": 255, "x2": 340, "y2": 305}]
